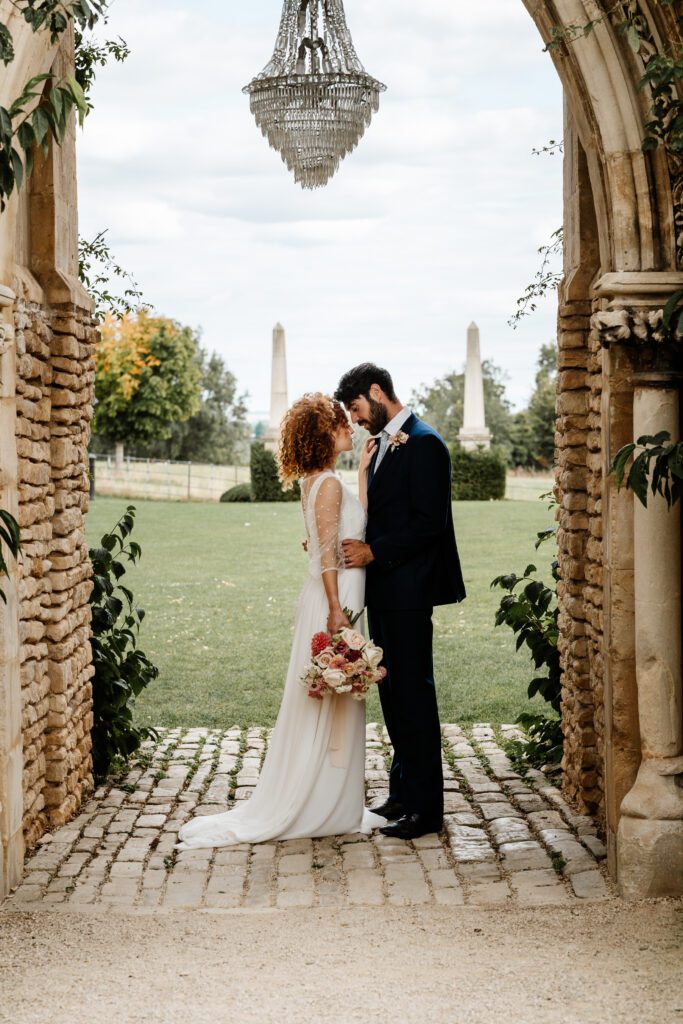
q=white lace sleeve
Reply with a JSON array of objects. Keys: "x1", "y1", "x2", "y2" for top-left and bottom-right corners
[{"x1": 314, "y1": 475, "x2": 344, "y2": 576}]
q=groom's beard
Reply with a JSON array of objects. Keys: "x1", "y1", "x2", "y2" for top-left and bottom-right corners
[{"x1": 364, "y1": 399, "x2": 389, "y2": 436}]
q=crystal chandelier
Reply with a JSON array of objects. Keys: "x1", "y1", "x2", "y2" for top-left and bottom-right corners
[{"x1": 243, "y1": 0, "x2": 386, "y2": 190}]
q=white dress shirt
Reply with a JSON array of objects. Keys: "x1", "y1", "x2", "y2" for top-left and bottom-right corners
[{"x1": 374, "y1": 406, "x2": 413, "y2": 471}]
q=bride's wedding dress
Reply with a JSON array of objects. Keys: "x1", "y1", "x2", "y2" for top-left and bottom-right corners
[{"x1": 175, "y1": 469, "x2": 386, "y2": 850}]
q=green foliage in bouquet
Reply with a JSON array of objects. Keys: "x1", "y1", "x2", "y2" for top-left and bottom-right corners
[{"x1": 89, "y1": 505, "x2": 159, "y2": 781}]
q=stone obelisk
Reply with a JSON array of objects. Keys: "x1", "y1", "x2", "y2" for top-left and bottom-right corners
[
  {"x1": 264, "y1": 323, "x2": 289, "y2": 452},
  {"x1": 458, "y1": 321, "x2": 491, "y2": 451}
]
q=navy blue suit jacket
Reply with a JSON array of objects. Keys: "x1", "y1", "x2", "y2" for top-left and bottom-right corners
[{"x1": 365, "y1": 413, "x2": 466, "y2": 611}]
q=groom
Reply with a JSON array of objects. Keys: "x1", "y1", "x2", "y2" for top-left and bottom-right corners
[{"x1": 335, "y1": 363, "x2": 466, "y2": 840}]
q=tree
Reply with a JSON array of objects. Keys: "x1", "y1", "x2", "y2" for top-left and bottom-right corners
[
  {"x1": 138, "y1": 348, "x2": 251, "y2": 465},
  {"x1": 508, "y1": 343, "x2": 557, "y2": 469},
  {"x1": 411, "y1": 360, "x2": 514, "y2": 457},
  {"x1": 526, "y1": 342, "x2": 557, "y2": 469},
  {"x1": 93, "y1": 311, "x2": 202, "y2": 458}
]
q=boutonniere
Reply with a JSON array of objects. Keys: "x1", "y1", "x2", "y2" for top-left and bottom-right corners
[{"x1": 388, "y1": 430, "x2": 409, "y2": 453}]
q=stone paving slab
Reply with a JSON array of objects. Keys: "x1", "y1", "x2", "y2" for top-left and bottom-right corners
[{"x1": 1, "y1": 723, "x2": 616, "y2": 913}]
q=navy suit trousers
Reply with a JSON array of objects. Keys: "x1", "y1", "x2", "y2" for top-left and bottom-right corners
[{"x1": 367, "y1": 606, "x2": 444, "y2": 822}]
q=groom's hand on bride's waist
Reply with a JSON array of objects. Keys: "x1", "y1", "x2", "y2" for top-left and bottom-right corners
[{"x1": 342, "y1": 539, "x2": 375, "y2": 568}]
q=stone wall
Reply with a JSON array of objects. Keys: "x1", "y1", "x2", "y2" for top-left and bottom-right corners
[
  {"x1": 15, "y1": 289, "x2": 96, "y2": 848},
  {"x1": 555, "y1": 299, "x2": 605, "y2": 821}
]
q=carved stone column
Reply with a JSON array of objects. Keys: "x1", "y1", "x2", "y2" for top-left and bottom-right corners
[
  {"x1": 617, "y1": 373, "x2": 683, "y2": 897},
  {"x1": 595, "y1": 272, "x2": 683, "y2": 897},
  {"x1": 0, "y1": 282, "x2": 25, "y2": 898}
]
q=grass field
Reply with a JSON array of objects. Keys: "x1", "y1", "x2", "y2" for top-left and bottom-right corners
[{"x1": 85, "y1": 496, "x2": 556, "y2": 730}]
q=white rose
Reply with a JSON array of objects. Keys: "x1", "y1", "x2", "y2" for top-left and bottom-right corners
[
  {"x1": 362, "y1": 643, "x2": 383, "y2": 670},
  {"x1": 340, "y1": 628, "x2": 365, "y2": 651},
  {"x1": 322, "y1": 668, "x2": 347, "y2": 691},
  {"x1": 337, "y1": 684, "x2": 353, "y2": 694}
]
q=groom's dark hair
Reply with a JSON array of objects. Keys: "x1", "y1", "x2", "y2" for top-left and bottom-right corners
[{"x1": 334, "y1": 363, "x2": 397, "y2": 405}]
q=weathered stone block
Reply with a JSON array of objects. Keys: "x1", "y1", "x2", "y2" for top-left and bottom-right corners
[{"x1": 52, "y1": 335, "x2": 81, "y2": 358}]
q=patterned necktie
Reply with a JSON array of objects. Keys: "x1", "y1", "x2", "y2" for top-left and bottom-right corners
[{"x1": 374, "y1": 429, "x2": 390, "y2": 471}]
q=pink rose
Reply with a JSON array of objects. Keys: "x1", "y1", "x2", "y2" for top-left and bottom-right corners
[
  {"x1": 322, "y1": 668, "x2": 347, "y2": 692},
  {"x1": 340, "y1": 628, "x2": 365, "y2": 651}
]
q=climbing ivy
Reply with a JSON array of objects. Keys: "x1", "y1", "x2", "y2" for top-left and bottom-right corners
[
  {"x1": 509, "y1": 226, "x2": 563, "y2": 328},
  {"x1": 491, "y1": 517, "x2": 564, "y2": 768},
  {"x1": 89, "y1": 505, "x2": 159, "y2": 781},
  {"x1": 0, "y1": 2, "x2": 110, "y2": 210},
  {"x1": 0, "y1": 507, "x2": 21, "y2": 604},
  {"x1": 79, "y1": 229, "x2": 148, "y2": 321},
  {"x1": 545, "y1": 0, "x2": 683, "y2": 158},
  {"x1": 611, "y1": 431, "x2": 683, "y2": 508},
  {"x1": 514, "y1": 2, "x2": 683, "y2": 325}
]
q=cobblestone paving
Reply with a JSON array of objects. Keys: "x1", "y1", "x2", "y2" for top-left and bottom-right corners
[{"x1": 2, "y1": 723, "x2": 614, "y2": 912}]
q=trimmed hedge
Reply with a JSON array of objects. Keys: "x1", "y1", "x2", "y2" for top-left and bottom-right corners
[
  {"x1": 451, "y1": 445, "x2": 506, "y2": 501},
  {"x1": 220, "y1": 483, "x2": 252, "y2": 503},
  {"x1": 250, "y1": 442, "x2": 300, "y2": 502}
]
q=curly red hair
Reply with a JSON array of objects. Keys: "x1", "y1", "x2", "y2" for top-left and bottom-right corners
[{"x1": 277, "y1": 393, "x2": 348, "y2": 489}]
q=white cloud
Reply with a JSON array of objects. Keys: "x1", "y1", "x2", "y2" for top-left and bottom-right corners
[{"x1": 77, "y1": 0, "x2": 563, "y2": 417}]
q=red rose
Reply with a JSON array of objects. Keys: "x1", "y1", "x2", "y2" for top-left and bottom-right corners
[
  {"x1": 347, "y1": 649, "x2": 362, "y2": 663},
  {"x1": 311, "y1": 632, "x2": 332, "y2": 657}
]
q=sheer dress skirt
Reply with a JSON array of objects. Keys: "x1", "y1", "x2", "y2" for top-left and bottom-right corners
[{"x1": 175, "y1": 472, "x2": 384, "y2": 850}]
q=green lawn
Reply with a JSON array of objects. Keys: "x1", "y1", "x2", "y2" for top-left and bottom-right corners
[{"x1": 85, "y1": 496, "x2": 555, "y2": 730}]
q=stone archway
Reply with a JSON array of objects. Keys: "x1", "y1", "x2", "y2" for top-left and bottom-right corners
[
  {"x1": 521, "y1": 0, "x2": 683, "y2": 895},
  {"x1": 0, "y1": 0, "x2": 681, "y2": 899}
]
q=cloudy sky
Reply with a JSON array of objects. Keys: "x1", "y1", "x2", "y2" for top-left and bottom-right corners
[{"x1": 77, "y1": 0, "x2": 563, "y2": 419}]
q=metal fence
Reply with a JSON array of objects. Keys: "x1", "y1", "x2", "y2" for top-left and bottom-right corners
[
  {"x1": 90, "y1": 455, "x2": 554, "y2": 504},
  {"x1": 91, "y1": 455, "x2": 250, "y2": 502}
]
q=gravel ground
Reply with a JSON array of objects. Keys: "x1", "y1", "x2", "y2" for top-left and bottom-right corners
[{"x1": 1, "y1": 901, "x2": 681, "y2": 1024}]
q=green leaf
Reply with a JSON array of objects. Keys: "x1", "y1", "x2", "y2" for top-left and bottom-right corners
[
  {"x1": 0, "y1": 106, "x2": 12, "y2": 147},
  {"x1": 50, "y1": 87, "x2": 64, "y2": 127},
  {"x1": 9, "y1": 148, "x2": 23, "y2": 191},
  {"x1": 610, "y1": 443, "x2": 636, "y2": 489},
  {"x1": 65, "y1": 75, "x2": 88, "y2": 124},
  {"x1": 0, "y1": 23, "x2": 15, "y2": 66},
  {"x1": 663, "y1": 289, "x2": 683, "y2": 330},
  {"x1": 627, "y1": 25, "x2": 641, "y2": 53},
  {"x1": 17, "y1": 120, "x2": 35, "y2": 153},
  {"x1": 627, "y1": 452, "x2": 650, "y2": 507},
  {"x1": 31, "y1": 106, "x2": 50, "y2": 146}
]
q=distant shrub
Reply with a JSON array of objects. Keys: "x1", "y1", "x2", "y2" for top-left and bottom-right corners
[
  {"x1": 451, "y1": 445, "x2": 506, "y2": 501},
  {"x1": 250, "y1": 442, "x2": 300, "y2": 502},
  {"x1": 220, "y1": 484, "x2": 252, "y2": 503}
]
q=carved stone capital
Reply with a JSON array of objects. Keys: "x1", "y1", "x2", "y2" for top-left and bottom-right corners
[{"x1": 592, "y1": 307, "x2": 675, "y2": 346}]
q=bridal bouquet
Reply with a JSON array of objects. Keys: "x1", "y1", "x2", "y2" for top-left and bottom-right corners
[{"x1": 301, "y1": 612, "x2": 386, "y2": 702}]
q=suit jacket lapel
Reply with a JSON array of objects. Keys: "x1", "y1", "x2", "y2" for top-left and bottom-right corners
[
  {"x1": 368, "y1": 441, "x2": 380, "y2": 488},
  {"x1": 368, "y1": 413, "x2": 418, "y2": 492}
]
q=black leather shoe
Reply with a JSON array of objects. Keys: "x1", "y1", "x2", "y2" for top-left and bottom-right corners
[
  {"x1": 370, "y1": 798, "x2": 405, "y2": 820},
  {"x1": 379, "y1": 813, "x2": 443, "y2": 840}
]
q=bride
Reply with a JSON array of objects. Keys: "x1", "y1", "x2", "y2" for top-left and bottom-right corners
[{"x1": 175, "y1": 393, "x2": 387, "y2": 850}]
